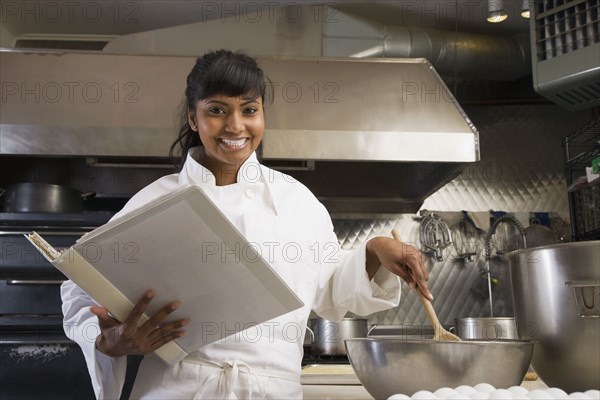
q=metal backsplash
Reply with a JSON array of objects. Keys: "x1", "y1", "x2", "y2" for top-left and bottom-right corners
[{"x1": 332, "y1": 104, "x2": 595, "y2": 328}]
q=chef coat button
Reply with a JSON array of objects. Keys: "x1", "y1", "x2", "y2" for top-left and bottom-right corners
[{"x1": 245, "y1": 189, "x2": 255, "y2": 198}]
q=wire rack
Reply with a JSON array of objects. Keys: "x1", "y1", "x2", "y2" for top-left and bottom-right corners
[{"x1": 563, "y1": 117, "x2": 600, "y2": 241}]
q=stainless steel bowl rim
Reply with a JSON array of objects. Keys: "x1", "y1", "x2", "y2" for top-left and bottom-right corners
[
  {"x1": 344, "y1": 338, "x2": 535, "y2": 345},
  {"x1": 455, "y1": 317, "x2": 515, "y2": 321}
]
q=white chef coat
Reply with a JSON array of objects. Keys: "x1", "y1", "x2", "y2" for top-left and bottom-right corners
[{"x1": 61, "y1": 147, "x2": 401, "y2": 400}]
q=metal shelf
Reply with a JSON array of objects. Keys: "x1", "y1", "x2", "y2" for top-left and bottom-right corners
[{"x1": 563, "y1": 117, "x2": 600, "y2": 241}]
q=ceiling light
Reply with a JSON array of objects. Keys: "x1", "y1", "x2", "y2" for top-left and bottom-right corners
[
  {"x1": 487, "y1": 0, "x2": 508, "y2": 23},
  {"x1": 521, "y1": 0, "x2": 531, "y2": 18}
]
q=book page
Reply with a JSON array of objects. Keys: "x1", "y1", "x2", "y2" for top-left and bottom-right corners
[{"x1": 71, "y1": 186, "x2": 303, "y2": 353}]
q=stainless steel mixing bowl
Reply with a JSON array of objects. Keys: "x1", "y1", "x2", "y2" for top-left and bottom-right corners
[
  {"x1": 508, "y1": 241, "x2": 600, "y2": 392},
  {"x1": 344, "y1": 338, "x2": 533, "y2": 399}
]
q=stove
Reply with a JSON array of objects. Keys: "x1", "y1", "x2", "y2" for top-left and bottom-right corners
[
  {"x1": 302, "y1": 353, "x2": 350, "y2": 366},
  {"x1": 301, "y1": 347, "x2": 358, "y2": 385},
  {"x1": 0, "y1": 209, "x2": 142, "y2": 400}
]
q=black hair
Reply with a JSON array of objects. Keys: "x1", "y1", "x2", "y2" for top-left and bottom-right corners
[{"x1": 169, "y1": 49, "x2": 268, "y2": 170}]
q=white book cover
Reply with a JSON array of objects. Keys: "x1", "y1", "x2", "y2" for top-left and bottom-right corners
[{"x1": 26, "y1": 185, "x2": 304, "y2": 364}]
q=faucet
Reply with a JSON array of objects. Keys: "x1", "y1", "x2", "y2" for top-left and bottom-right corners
[{"x1": 483, "y1": 215, "x2": 527, "y2": 317}]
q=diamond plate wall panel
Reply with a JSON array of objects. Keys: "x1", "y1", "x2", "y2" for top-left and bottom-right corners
[
  {"x1": 422, "y1": 105, "x2": 591, "y2": 219},
  {"x1": 332, "y1": 104, "x2": 595, "y2": 330}
]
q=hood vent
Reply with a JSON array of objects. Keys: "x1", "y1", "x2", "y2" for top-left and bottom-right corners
[
  {"x1": 0, "y1": 50, "x2": 478, "y2": 214},
  {"x1": 530, "y1": 0, "x2": 600, "y2": 110}
]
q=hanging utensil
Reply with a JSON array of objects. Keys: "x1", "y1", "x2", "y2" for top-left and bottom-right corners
[
  {"x1": 419, "y1": 213, "x2": 452, "y2": 262},
  {"x1": 391, "y1": 229, "x2": 461, "y2": 342},
  {"x1": 451, "y1": 211, "x2": 484, "y2": 261},
  {"x1": 524, "y1": 224, "x2": 558, "y2": 248}
]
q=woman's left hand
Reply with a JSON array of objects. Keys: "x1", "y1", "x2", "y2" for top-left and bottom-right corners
[{"x1": 366, "y1": 237, "x2": 433, "y2": 300}]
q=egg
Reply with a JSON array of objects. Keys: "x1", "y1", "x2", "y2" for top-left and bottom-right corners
[
  {"x1": 528, "y1": 389, "x2": 555, "y2": 399},
  {"x1": 488, "y1": 389, "x2": 514, "y2": 399},
  {"x1": 412, "y1": 390, "x2": 437, "y2": 400},
  {"x1": 546, "y1": 388, "x2": 569, "y2": 399},
  {"x1": 506, "y1": 386, "x2": 529, "y2": 397},
  {"x1": 455, "y1": 386, "x2": 477, "y2": 396},
  {"x1": 584, "y1": 390, "x2": 599, "y2": 399},
  {"x1": 568, "y1": 393, "x2": 592, "y2": 399},
  {"x1": 469, "y1": 392, "x2": 490, "y2": 400},
  {"x1": 473, "y1": 384, "x2": 496, "y2": 394},
  {"x1": 447, "y1": 393, "x2": 471, "y2": 400},
  {"x1": 434, "y1": 387, "x2": 458, "y2": 398},
  {"x1": 388, "y1": 394, "x2": 412, "y2": 400}
]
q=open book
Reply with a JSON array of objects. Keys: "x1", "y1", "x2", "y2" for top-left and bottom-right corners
[{"x1": 26, "y1": 185, "x2": 304, "y2": 365}]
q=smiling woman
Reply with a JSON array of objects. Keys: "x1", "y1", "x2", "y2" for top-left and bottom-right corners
[
  {"x1": 170, "y1": 50, "x2": 267, "y2": 185},
  {"x1": 60, "y1": 49, "x2": 432, "y2": 400},
  {"x1": 189, "y1": 94, "x2": 265, "y2": 185}
]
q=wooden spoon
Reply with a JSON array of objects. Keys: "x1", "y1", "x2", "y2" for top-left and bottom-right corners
[{"x1": 391, "y1": 229, "x2": 462, "y2": 342}]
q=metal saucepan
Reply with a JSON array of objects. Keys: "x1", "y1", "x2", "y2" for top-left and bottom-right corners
[
  {"x1": 0, "y1": 183, "x2": 95, "y2": 213},
  {"x1": 452, "y1": 317, "x2": 517, "y2": 340},
  {"x1": 306, "y1": 317, "x2": 368, "y2": 356}
]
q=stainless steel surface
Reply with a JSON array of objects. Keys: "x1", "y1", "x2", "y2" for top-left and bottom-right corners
[
  {"x1": 453, "y1": 317, "x2": 517, "y2": 340},
  {"x1": 367, "y1": 325, "x2": 435, "y2": 339},
  {"x1": 508, "y1": 241, "x2": 600, "y2": 392},
  {"x1": 0, "y1": 49, "x2": 479, "y2": 214},
  {"x1": 0, "y1": 50, "x2": 479, "y2": 162},
  {"x1": 333, "y1": 106, "x2": 590, "y2": 325},
  {"x1": 530, "y1": 1, "x2": 600, "y2": 110},
  {"x1": 308, "y1": 318, "x2": 368, "y2": 356},
  {"x1": 565, "y1": 280, "x2": 600, "y2": 318},
  {"x1": 7, "y1": 280, "x2": 65, "y2": 285},
  {"x1": 259, "y1": 57, "x2": 478, "y2": 162},
  {"x1": 345, "y1": 338, "x2": 534, "y2": 399}
]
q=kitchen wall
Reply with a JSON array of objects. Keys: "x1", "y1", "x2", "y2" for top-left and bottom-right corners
[
  {"x1": 1, "y1": 101, "x2": 592, "y2": 328},
  {"x1": 332, "y1": 103, "x2": 595, "y2": 327}
]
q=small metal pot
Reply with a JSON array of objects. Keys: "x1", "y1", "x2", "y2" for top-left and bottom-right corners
[
  {"x1": 453, "y1": 317, "x2": 517, "y2": 340},
  {"x1": 307, "y1": 317, "x2": 368, "y2": 356},
  {"x1": 0, "y1": 183, "x2": 95, "y2": 213}
]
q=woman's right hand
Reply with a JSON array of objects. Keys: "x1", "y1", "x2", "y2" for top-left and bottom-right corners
[{"x1": 90, "y1": 289, "x2": 188, "y2": 358}]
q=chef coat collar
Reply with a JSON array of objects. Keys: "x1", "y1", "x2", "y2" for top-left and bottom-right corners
[{"x1": 181, "y1": 146, "x2": 279, "y2": 215}]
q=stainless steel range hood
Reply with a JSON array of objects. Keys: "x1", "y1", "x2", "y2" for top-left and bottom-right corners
[{"x1": 0, "y1": 50, "x2": 479, "y2": 214}]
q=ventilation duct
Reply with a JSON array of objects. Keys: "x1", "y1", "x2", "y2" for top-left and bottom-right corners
[
  {"x1": 102, "y1": 5, "x2": 531, "y2": 82},
  {"x1": 322, "y1": 8, "x2": 532, "y2": 81}
]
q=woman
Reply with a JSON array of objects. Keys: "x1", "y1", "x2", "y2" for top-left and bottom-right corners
[{"x1": 61, "y1": 50, "x2": 432, "y2": 399}]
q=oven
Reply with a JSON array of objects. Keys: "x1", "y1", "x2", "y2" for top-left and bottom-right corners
[{"x1": 0, "y1": 211, "x2": 140, "y2": 400}]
